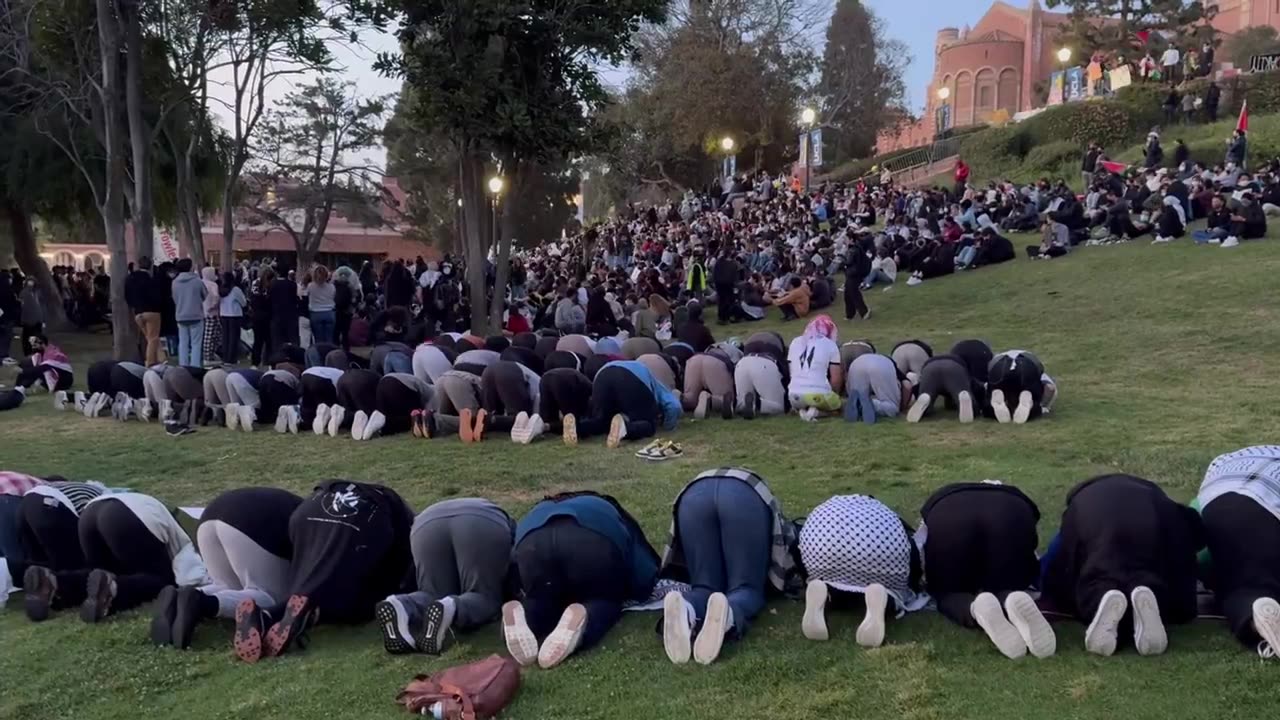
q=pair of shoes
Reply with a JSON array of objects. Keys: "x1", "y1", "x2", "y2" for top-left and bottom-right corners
[
  {"x1": 1222, "y1": 236, "x2": 1240, "y2": 248},
  {"x1": 376, "y1": 596, "x2": 457, "y2": 656},
  {"x1": 275, "y1": 406, "x2": 299, "y2": 434},
  {"x1": 150, "y1": 585, "x2": 206, "y2": 650},
  {"x1": 803, "y1": 580, "x2": 888, "y2": 647},
  {"x1": 511, "y1": 412, "x2": 547, "y2": 444},
  {"x1": 663, "y1": 591, "x2": 734, "y2": 665},
  {"x1": 263, "y1": 594, "x2": 319, "y2": 659},
  {"x1": 906, "y1": 275, "x2": 923, "y2": 287},
  {"x1": 1085, "y1": 586, "x2": 1167, "y2": 657},
  {"x1": 410, "y1": 409, "x2": 426, "y2": 438},
  {"x1": 635, "y1": 439, "x2": 683, "y2": 461},
  {"x1": 459, "y1": 408, "x2": 487, "y2": 444},
  {"x1": 502, "y1": 600, "x2": 588, "y2": 670},
  {"x1": 351, "y1": 410, "x2": 386, "y2": 441},
  {"x1": 970, "y1": 591, "x2": 1056, "y2": 659}
]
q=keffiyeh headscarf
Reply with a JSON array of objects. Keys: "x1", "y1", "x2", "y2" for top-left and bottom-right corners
[{"x1": 803, "y1": 314, "x2": 838, "y2": 343}]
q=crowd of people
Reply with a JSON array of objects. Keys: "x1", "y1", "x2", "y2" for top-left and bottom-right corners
[{"x1": 2, "y1": 446, "x2": 1280, "y2": 671}]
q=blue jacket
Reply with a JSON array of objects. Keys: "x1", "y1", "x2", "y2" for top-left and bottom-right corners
[
  {"x1": 602, "y1": 360, "x2": 682, "y2": 430},
  {"x1": 516, "y1": 495, "x2": 659, "y2": 599}
]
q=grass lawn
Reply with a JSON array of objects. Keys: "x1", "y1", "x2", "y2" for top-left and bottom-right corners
[{"x1": 4, "y1": 231, "x2": 1280, "y2": 720}]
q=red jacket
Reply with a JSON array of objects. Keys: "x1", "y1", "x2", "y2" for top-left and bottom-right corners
[{"x1": 955, "y1": 162, "x2": 970, "y2": 182}]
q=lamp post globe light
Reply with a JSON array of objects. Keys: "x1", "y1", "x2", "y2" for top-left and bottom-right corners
[
  {"x1": 937, "y1": 86, "x2": 950, "y2": 101},
  {"x1": 720, "y1": 136, "x2": 735, "y2": 153},
  {"x1": 1058, "y1": 47, "x2": 1072, "y2": 65},
  {"x1": 800, "y1": 107, "x2": 816, "y2": 126},
  {"x1": 936, "y1": 86, "x2": 951, "y2": 137},
  {"x1": 487, "y1": 176, "x2": 504, "y2": 194}
]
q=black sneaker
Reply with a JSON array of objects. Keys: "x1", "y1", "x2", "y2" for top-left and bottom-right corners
[
  {"x1": 265, "y1": 594, "x2": 318, "y2": 657},
  {"x1": 374, "y1": 596, "x2": 417, "y2": 654},
  {"x1": 23, "y1": 566, "x2": 57, "y2": 622},
  {"x1": 234, "y1": 598, "x2": 270, "y2": 664},
  {"x1": 423, "y1": 409, "x2": 438, "y2": 439},
  {"x1": 150, "y1": 585, "x2": 179, "y2": 646},
  {"x1": 742, "y1": 391, "x2": 758, "y2": 420},
  {"x1": 416, "y1": 599, "x2": 457, "y2": 656},
  {"x1": 81, "y1": 569, "x2": 117, "y2": 624},
  {"x1": 172, "y1": 586, "x2": 205, "y2": 650},
  {"x1": 720, "y1": 393, "x2": 735, "y2": 420}
]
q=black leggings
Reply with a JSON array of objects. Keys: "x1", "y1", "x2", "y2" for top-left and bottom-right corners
[
  {"x1": 336, "y1": 369, "x2": 379, "y2": 415},
  {"x1": 109, "y1": 366, "x2": 145, "y2": 399},
  {"x1": 374, "y1": 376, "x2": 423, "y2": 436},
  {"x1": 988, "y1": 354, "x2": 1045, "y2": 420},
  {"x1": 514, "y1": 517, "x2": 628, "y2": 653},
  {"x1": 481, "y1": 361, "x2": 535, "y2": 417},
  {"x1": 539, "y1": 369, "x2": 593, "y2": 431},
  {"x1": 300, "y1": 375, "x2": 339, "y2": 425},
  {"x1": 47, "y1": 499, "x2": 174, "y2": 613},
  {"x1": 577, "y1": 366, "x2": 659, "y2": 440},
  {"x1": 921, "y1": 486, "x2": 1040, "y2": 628},
  {"x1": 916, "y1": 357, "x2": 973, "y2": 415},
  {"x1": 4, "y1": 493, "x2": 86, "y2": 582},
  {"x1": 258, "y1": 375, "x2": 299, "y2": 423},
  {"x1": 1203, "y1": 492, "x2": 1280, "y2": 648},
  {"x1": 1042, "y1": 474, "x2": 1202, "y2": 631}
]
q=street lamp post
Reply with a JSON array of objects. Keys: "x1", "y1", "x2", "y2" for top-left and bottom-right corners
[
  {"x1": 800, "y1": 107, "x2": 817, "y2": 193},
  {"x1": 1058, "y1": 47, "x2": 1072, "y2": 71},
  {"x1": 936, "y1": 86, "x2": 951, "y2": 138},
  {"x1": 487, "y1": 176, "x2": 504, "y2": 253}
]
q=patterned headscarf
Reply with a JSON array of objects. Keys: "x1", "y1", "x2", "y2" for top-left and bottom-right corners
[{"x1": 803, "y1": 314, "x2": 838, "y2": 343}]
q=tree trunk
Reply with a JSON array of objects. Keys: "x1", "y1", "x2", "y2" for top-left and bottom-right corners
[
  {"x1": 4, "y1": 199, "x2": 67, "y2": 327},
  {"x1": 487, "y1": 160, "x2": 524, "y2": 331},
  {"x1": 458, "y1": 150, "x2": 490, "y2": 336},
  {"x1": 123, "y1": 0, "x2": 154, "y2": 266},
  {"x1": 221, "y1": 185, "x2": 236, "y2": 272}
]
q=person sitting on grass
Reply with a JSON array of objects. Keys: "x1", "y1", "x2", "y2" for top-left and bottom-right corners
[
  {"x1": 1026, "y1": 219, "x2": 1071, "y2": 259},
  {"x1": 1219, "y1": 191, "x2": 1268, "y2": 248},
  {"x1": 786, "y1": 315, "x2": 843, "y2": 422},
  {"x1": 860, "y1": 246, "x2": 897, "y2": 290},
  {"x1": 768, "y1": 276, "x2": 811, "y2": 321},
  {"x1": 1193, "y1": 195, "x2": 1234, "y2": 245},
  {"x1": 0, "y1": 334, "x2": 74, "y2": 413},
  {"x1": 1150, "y1": 194, "x2": 1187, "y2": 244}
]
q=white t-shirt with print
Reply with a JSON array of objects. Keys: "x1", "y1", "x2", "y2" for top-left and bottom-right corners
[{"x1": 787, "y1": 336, "x2": 840, "y2": 396}]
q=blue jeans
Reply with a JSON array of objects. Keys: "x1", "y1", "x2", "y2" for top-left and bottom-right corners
[
  {"x1": 0, "y1": 494, "x2": 25, "y2": 562},
  {"x1": 1193, "y1": 228, "x2": 1228, "y2": 245},
  {"x1": 956, "y1": 246, "x2": 978, "y2": 268},
  {"x1": 384, "y1": 351, "x2": 412, "y2": 375},
  {"x1": 863, "y1": 268, "x2": 894, "y2": 287},
  {"x1": 177, "y1": 320, "x2": 204, "y2": 368},
  {"x1": 675, "y1": 476, "x2": 772, "y2": 636},
  {"x1": 310, "y1": 310, "x2": 336, "y2": 345}
]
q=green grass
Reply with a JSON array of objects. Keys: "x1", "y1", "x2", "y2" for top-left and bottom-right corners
[{"x1": 4, "y1": 230, "x2": 1280, "y2": 720}]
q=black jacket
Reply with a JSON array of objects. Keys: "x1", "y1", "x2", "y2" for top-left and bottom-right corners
[
  {"x1": 712, "y1": 256, "x2": 739, "y2": 287},
  {"x1": 268, "y1": 279, "x2": 298, "y2": 320},
  {"x1": 125, "y1": 269, "x2": 166, "y2": 314}
]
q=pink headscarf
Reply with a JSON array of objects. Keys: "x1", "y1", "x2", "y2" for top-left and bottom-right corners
[{"x1": 803, "y1": 314, "x2": 838, "y2": 343}]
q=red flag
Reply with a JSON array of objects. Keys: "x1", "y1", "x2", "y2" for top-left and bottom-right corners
[
  {"x1": 1135, "y1": 30, "x2": 1151, "y2": 44},
  {"x1": 1237, "y1": 99, "x2": 1249, "y2": 133}
]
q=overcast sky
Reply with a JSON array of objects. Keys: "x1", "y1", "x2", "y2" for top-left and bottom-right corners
[{"x1": 205, "y1": 0, "x2": 1004, "y2": 163}]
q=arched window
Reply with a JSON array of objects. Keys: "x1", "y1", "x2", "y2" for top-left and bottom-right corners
[
  {"x1": 84, "y1": 252, "x2": 105, "y2": 271},
  {"x1": 954, "y1": 71, "x2": 974, "y2": 126},
  {"x1": 998, "y1": 68, "x2": 1020, "y2": 115},
  {"x1": 975, "y1": 68, "x2": 997, "y2": 120},
  {"x1": 53, "y1": 251, "x2": 75, "y2": 268}
]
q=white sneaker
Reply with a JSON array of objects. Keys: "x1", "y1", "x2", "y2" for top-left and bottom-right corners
[
  {"x1": 274, "y1": 407, "x2": 290, "y2": 434},
  {"x1": 1208, "y1": 236, "x2": 1222, "y2": 245},
  {"x1": 663, "y1": 592, "x2": 694, "y2": 664},
  {"x1": 1151, "y1": 236, "x2": 1169, "y2": 244},
  {"x1": 312, "y1": 403, "x2": 330, "y2": 436},
  {"x1": 1222, "y1": 236, "x2": 1240, "y2": 248},
  {"x1": 1254, "y1": 598, "x2": 1280, "y2": 659},
  {"x1": 1013, "y1": 390, "x2": 1034, "y2": 424},
  {"x1": 1084, "y1": 589, "x2": 1127, "y2": 656},
  {"x1": 362, "y1": 410, "x2": 386, "y2": 441},
  {"x1": 856, "y1": 583, "x2": 888, "y2": 648},
  {"x1": 957, "y1": 390, "x2": 974, "y2": 423},
  {"x1": 1005, "y1": 591, "x2": 1056, "y2": 659},
  {"x1": 351, "y1": 410, "x2": 368, "y2": 441},
  {"x1": 52, "y1": 391, "x2": 67, "y2": 411},
  {"x1": 118, "y1": 396, "x2": 134, "y2": 421},
  {"x1": 990, "y1": 389, "x2": 1011, "y2": 423},
  {"x1": 137, "y1": 400, "x2": 153, "y2": 422},
  {"x1": 802, "y1": 579, "x2": 829, "y2": 641},
  {"x1": 225, "y1": 403, "x2": 240, "y2": 431},
  {"x1": 799, "y1": 407, "x2": 819, "y2": 423},
  {"x1": 510, "y1": 411, "x2": 530, "y2": 443},
  {"x1": 158, "y1": 398, "x2": 174, "y2": 422},
  {"x1": 538, "y1": 603, "x2": 587, "y2": 669},
  {"x1": 0, "y1": 559, "x2": 12, "y2": 604},
  {"x1": 1131, "y1": 586, "x2": 1167, "y2": 656},
  {"x1": 906, "y1": 393, "x2": 932, "y2": 423},
  {"x1": 112, "y1": 392, "x2": 127, "y2": 420},
  {"x1": 501, "y1": 601, "x2": 539, "y2": 667},
  {"x1": 73, "y1": 391, "x2": 87, "y2": 413},
  {"x1": 971, "y1": 592, "x2": 1025, "y2": 659},
  {"x1": 238, "y1": 405, "x2": 256, "y2": 432},
  {"x1": 694, "y1": 390, "x2": 711, "y2": 420},
  {"x1": 906, "y1": 275, "x2": 923, "y2": 287},
  {"x1": 522, "y1": 414, "x2": 546, "y2": 444},
  {"x1": 327, "y1": 405, "x2": 346, "y2": 437},
  {"x1": 693, "y1": 592, "x2": 732, "y2": 665},
  {"x1": 606, "y1": 413, "x2": 628, "y2": 449},
  {"x1": 286, "y1": 406, "x2": 299, "y2": 434}
]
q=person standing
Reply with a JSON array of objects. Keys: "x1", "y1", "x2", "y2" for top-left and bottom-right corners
[
  {"x1": 249, "y1": 268, "x2": 274, "y2": 367},
  {"x1": 306, "y1": 265, "x2": 337, "y2": 345},
  {"x1": 1226, "y1": 129, "x2": 1248, "y2": 170},
  {"x1": 201, "y1": 266, "x2": 222, "y2": 366},
  {"x1": 219, "y1": 273, "x2": 247, "y2": 366},
  {"x1": 18, "y1": 276, "x2": 45, "y2": 355},
  {"x1": 1081, "y1": 143, "x2": 1101, "y2": 190},
  {"x1": 171, "y1": 259, "x2": 207, "y2": 368},
  {"x1": 268, "y1": 267, "x2": 299, "y2": 353},
  {"x1": 1205, "y1": 81, "x2": 1221, "y2": 123},
  {"x1": 711, "y1": 249, "x2": 739, "y2": 326},
  {"x1": 1161, "y1": 43, "x2": 1181, "y2": 85},
  {"x1": 954, "y1": 158, "x2": 970, "y2": 198},
  {"x1": 0, "y1": 271, "x2": 19, "y2": 366},
  {"x1": 842, "y1": 244, "x2": 871, "y2": 322},
  {"x1": 126, "y1": 257, "x2": 165, "y2": 366}
]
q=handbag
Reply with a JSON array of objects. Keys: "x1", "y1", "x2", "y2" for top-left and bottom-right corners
[{"x1": 395, "y1": 654, "x2": 521, "y2": 719}]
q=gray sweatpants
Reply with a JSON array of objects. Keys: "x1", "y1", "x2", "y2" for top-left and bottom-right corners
[
  {"x1": 734, "y1": 356, "x2": 786, "y2": 415},
  {"x1": 892, "y1": 343, "x2": 930, "y2": 382},
  {"x1": 197, "y1": 520, "x2": 291, "y2": 618},
  {"x1": 433, "y1": 371, "x2": 481, "y2": 416},
  {"x1": 143, "y1": 369, "x2": 170, "y2": 404},
  {"x1": 847, "y1": 353, "x2": 901, "y2": 417},
  {"x1": 396, "y1": 512, "x2": 513, "y2": 631},
  {"x1": 225, "y1": 373, "x2": 261, "y2": 408},
  {"x1": 203, "y1": 368, "x2": 231, "y2": 408}
]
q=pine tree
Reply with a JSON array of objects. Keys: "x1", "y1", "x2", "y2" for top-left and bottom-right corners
[{"x1": 817, "y1": 0, "x2": 910, "y2": 162}]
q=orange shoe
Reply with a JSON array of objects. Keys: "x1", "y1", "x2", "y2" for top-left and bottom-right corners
[
  {"x1": 459, "y1": 408, "x2": 475, "y2": 444},
  {"x1": 474, "y1": 409, "x2": 487, "y2": 443}
]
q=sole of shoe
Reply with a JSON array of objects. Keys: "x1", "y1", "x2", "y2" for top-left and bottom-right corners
[
  {"x1": 474, "y1": 409, "x2": 487, "y2": 443},
  {"x1": 150, "y1": 586, "x2": 178, "y2": 647},
  {"x1": 539, "y1": 604, "x2": 587, "y2": 669},
  {"x1": 693, "y1": 592, "x2": 730, "y2": 665},
  {"x1": 417, "y1": 600, "x2": 455, "y2": 656},
  {"x1": 225, "y1": 404, "x2": 240, "y2": 431},
  {"x1": 563, "y1": 414, "x2": 578, "y2": 446},
  {"x1": 856, "y1": 584, "x2": 888, "y2": 648},
  {"x1": 459, "y1": 408, "x2": 475, "y2": 444},
  {"x1": 233, "y1": 599, "x2": 265, "y2": 664},
  {"x1": 328, "y1": 407, "x2": 345, "y2": 437},
  {"x1": 721, "y1": 393, "x2": 735, "y2": 420},
  {"x1": 1013, "y1": 390, "x2": 1033, "y2": 424},
  {"x1": 1131, "y1": 586, "x2": 1167, "y2": 656},
  {"x1": 1253, "y1": 597, "x2": 1280, "y2": 655},
  {"x1": 351, "y1": 411, "x2": 367, "y2": 441},
  {"x1": 265, "y1": 595, "x2": 312, "y2": 657},
  {"x1": 1084, "y1": 589, "x2": 1127, "y2": 657},
  {"x1": 240, "y1": 408, "x2": 256, "y2": 432},
  {"x1": 375, "y1": 598, "x2": 417, "y2": 655},
  {"x1": 312, "y1": 404, "x2": 329, "y2": 435},
  {"x1": 1005, "y1": 591, "x2": 1056, "y2": 659},
  {"x1": 172, "y1": 586, "x2": 203, "y2": 650},
  {"x1": 274, "y1": 410, "x2": 289, "y2": 434},
  {"x1": 502, "y1": 601, "x2": 540, "y2": 667},
  {"x1": 742, "y1": 391, "x2": 757, "y2": 420},
  {"x1": 958, "y1": 391, "x2": 974, "y2": 423},
  {"x1": 22, "y1": 566, "x2": 56, "y2": 623},
  {"x1": 663, "y1": 592, "x2": 692, "y2": 664},
  {"x1": 972, "y1": 592, "x2": 1026, "y2": 659},
  {"x1": 991, "y1": 389, "x2": 1011, "y2": 423},
  {"x1": 606, "y1": 414, "x2": 627, "y2": 449},
  {"x1": 411, "y1": 411, "x2": 424, "y2": 439},
  {"x1": 801, "y1": 580, "x2": 829, "y2": 641},
  {"x1": 907, "y1": 394, "x2": 931, "y2": 423},
  {"x1": 81, "y1": 570, "x2": 114, "y2": 624},
  {"x1": 694, "y1": 391, "x2": 710, "y2": 420}
]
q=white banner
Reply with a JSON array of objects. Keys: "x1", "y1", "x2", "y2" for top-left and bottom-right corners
[{"x1": 153, "y1": 227, "x2": 180, "y2": 262}]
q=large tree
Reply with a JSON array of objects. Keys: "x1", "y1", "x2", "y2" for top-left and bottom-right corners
[
  {"x1": 1046, "y1": 0, "x2": 1218, "y2": 57},
  {"x1": 380, "y1": 0, "x2": 666, "y2": 335},
  {"x1": 816, "y1": 0, "x2": 910, "y2": 162},
  {"x1": 239, "y1": 77, "x2": 389, "y2": 273}
]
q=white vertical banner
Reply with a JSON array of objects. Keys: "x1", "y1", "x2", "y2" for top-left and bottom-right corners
[
  {"x1": 798, "y1": 133, "x2": 810, "y2": 168},
  {"x1": 810, "y1": 129, "x2": 823, "y2": 167},
  {"x1": 153, "y1": 227, "x2": 180, "y2": 262}
]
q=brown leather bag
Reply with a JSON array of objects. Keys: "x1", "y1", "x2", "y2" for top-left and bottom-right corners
[{"x1": 396, "y1": 654, "x2": 521, "y2": 719}]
